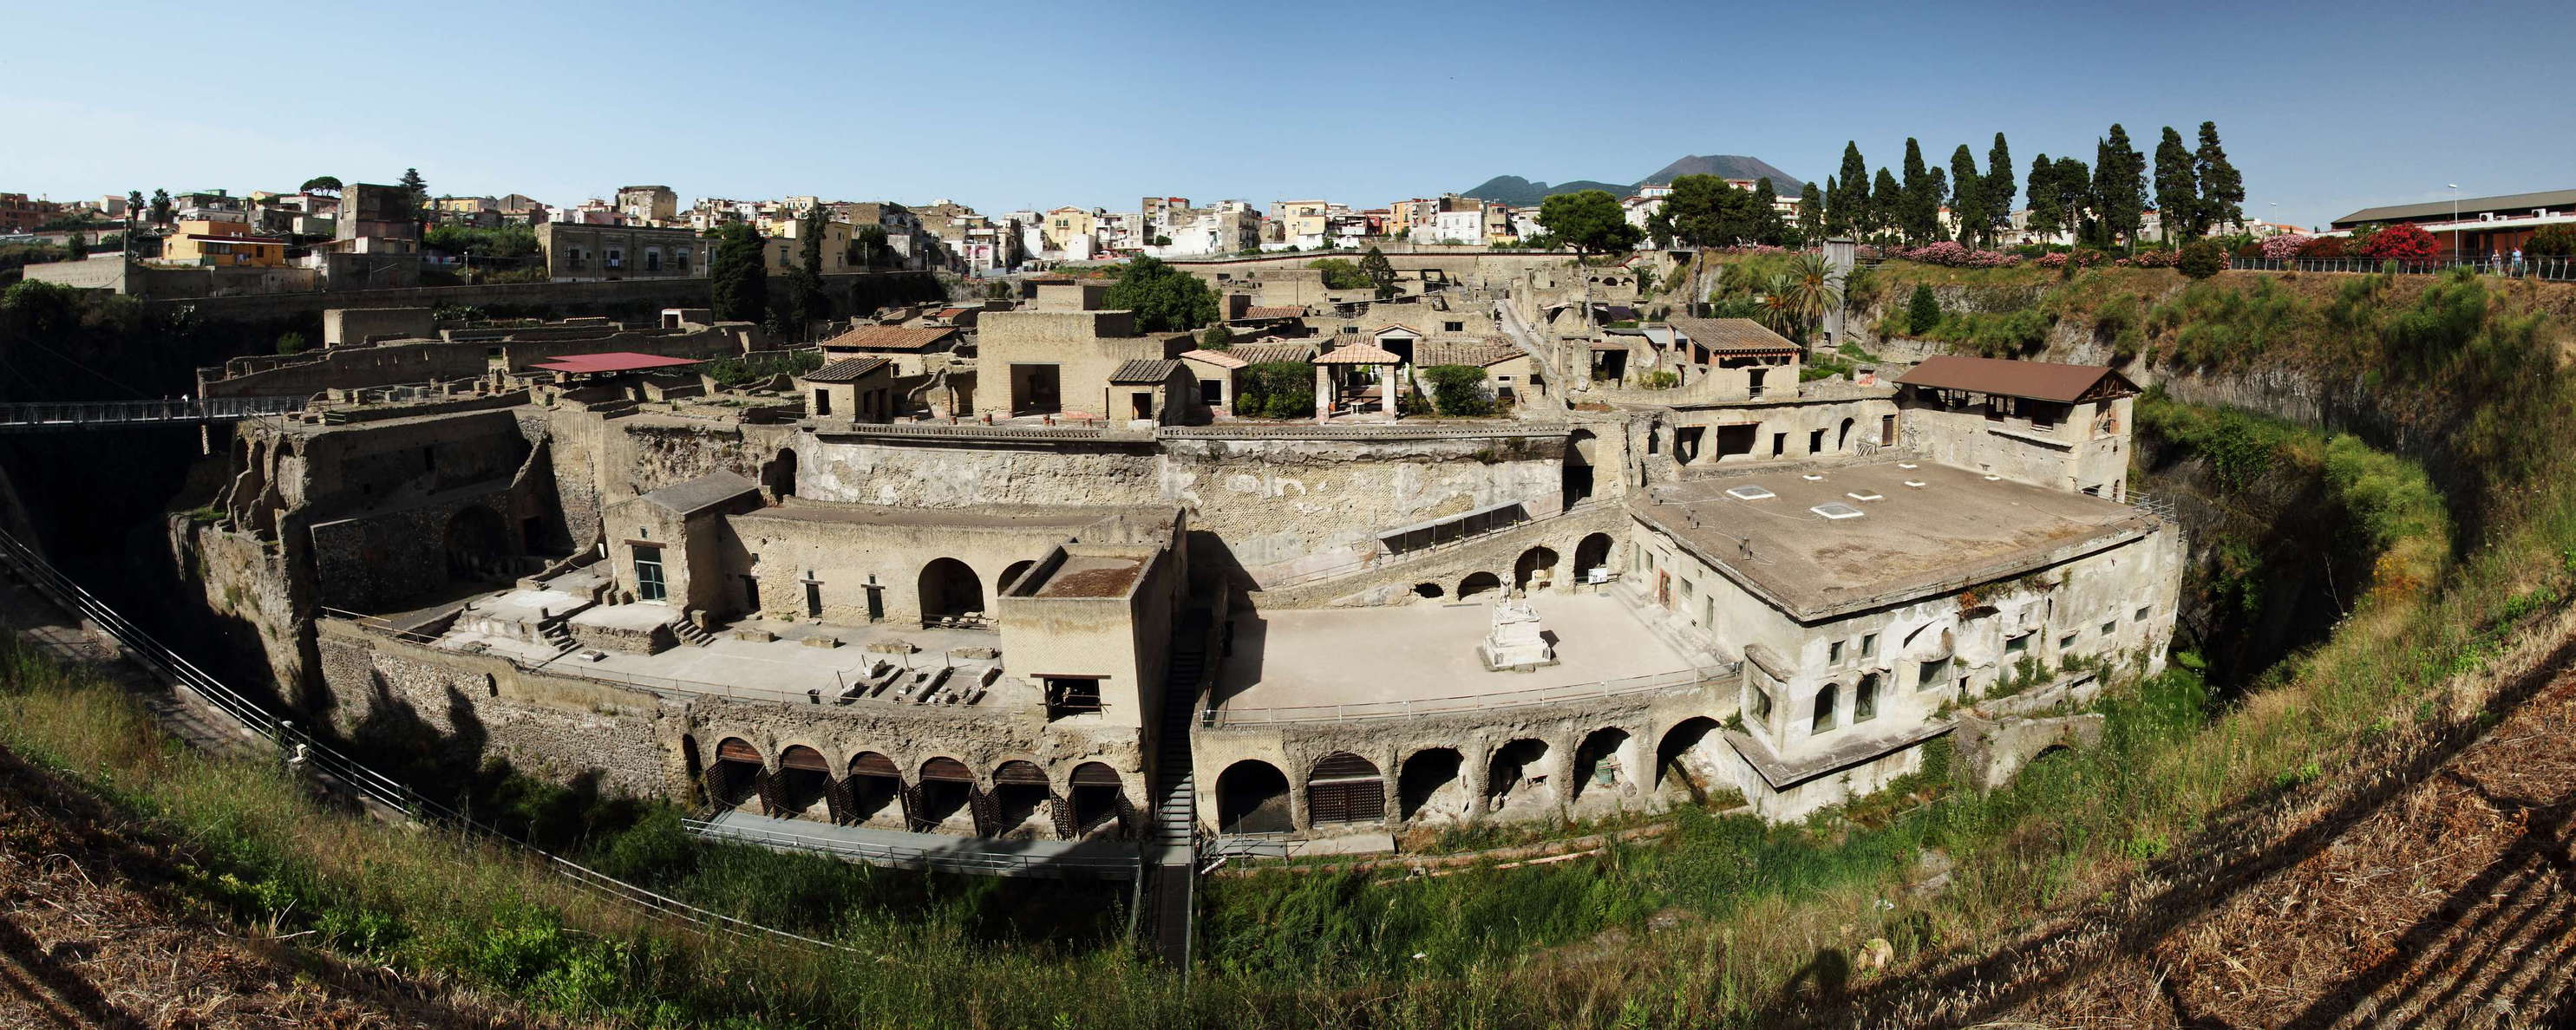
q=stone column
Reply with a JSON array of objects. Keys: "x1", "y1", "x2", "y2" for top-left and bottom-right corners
[
  {"x1": 1314, "y1": 364, "x2": 1331, "y2": 423},
  {"x1": 1381, "y1": 363, "x2": 1398, "y2": 417}
]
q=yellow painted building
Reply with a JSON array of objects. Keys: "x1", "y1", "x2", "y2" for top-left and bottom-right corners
[
  {"x1": 1045, "y1": 206, "x2": 1095, "y2": 251},
  {"x1": 162, "y1": 219, "x2": 288, "y2": 267},
  {"x1": 762, "y1": 217, "x2": 858, "y2": 274}
]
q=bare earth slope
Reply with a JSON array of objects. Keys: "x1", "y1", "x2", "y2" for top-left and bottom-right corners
[{"x1": 1812, "y1": 626, "x2": 2576, "y2": 1028}]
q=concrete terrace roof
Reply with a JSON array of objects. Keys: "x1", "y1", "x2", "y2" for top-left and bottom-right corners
[
  {"x1": 1894, "y1": 355, "x2": 2138, "y2": 404},
  {"x1": 637, "y1": 470, "x2": 761, "y2": 516},
  {"x1": 1632, "y1": 460, "x2": 2155, "y2": 621},
  {"x1": 802, "y1": 357, "x2": 890, "y2": 382},
  {"x1": 1107, "y1": 359, "x2": 1182, "y2": 384},
  {"x1": 820, "y1": 324, "x2": 958, "y2": 351},
  {"x1": 1664, "y1": 317, "x2": 1800, "y2": 355}
]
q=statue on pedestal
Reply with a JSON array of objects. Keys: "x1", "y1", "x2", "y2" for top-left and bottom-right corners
[{"x1": 1478, "y1": 593, "x2": 1557, "y2": 671}]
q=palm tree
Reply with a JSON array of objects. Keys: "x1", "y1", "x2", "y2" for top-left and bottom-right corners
[
  {"x1": 1781, "y1": 251, "x2": 1842, "y2": 341},
  {"x1": 1755, "y1": 272, "x2": 1802, "y2": 337}
]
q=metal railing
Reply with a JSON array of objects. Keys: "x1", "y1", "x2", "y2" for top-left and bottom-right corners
[
  {"x1": 0, "y1": 526, "x2": 853, "y2": 955},
  {"x1": 684, "y1": 818, "x2": 1139, "y2": 878},
  {"x1": 1200, "y1": 665, "x2": 1724, "y2": 727},
  {"x1": 0, "y1": 396, "x2": 304, "y2": 429},
  {"x1": 2126, "y1": 491, "x2": 2178, "y2": 523},
  {"x1": 2230, "y1": 255, "x2": 2576, "y2": 281}
]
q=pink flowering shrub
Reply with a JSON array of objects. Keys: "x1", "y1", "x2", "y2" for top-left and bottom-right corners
[
  {"x1": 2129, "y1": 248, "x2": 2180, "y2": 268},
  {"x1": 2261, "y1": 234, "x2": 2310, "y2": 259},
  {"x1": 2036, "y1": 251, "x2": 2069, "y2": 269},
  {"x1": 1894, "y1": 240, "x2": 2022, "y2": 268}
]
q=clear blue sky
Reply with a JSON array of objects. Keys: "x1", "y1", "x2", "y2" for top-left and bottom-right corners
[{"x1": 9, "y1": 0, "x2": 2572, "y2": 229}]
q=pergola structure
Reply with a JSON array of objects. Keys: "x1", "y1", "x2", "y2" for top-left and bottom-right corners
[{"x1": 1311, "y1": 341, "x2": 1403, "y2": 422}]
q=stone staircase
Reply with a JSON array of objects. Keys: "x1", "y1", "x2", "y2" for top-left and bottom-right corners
[
  {"x1": 670, "y1": 613, "x2": 716, "y2": 648},
  {"x1": 1608, "y1": 582, "x2": 1728, "y2": 668},
  {"x1": 538, "y1": 619, "x2": 577, "y2": 655}
]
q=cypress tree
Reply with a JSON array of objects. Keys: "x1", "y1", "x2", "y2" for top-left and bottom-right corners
[
  {"x1": 1749, "y1": 177, "x2": 1783, "y2": 244},
  {"x1": 2024, "y1": 154, "x2": 2060, "y2": 242},
  {"x1": 1870, "y1": 168, "x2": 1902, "y2": 242},
  {"x1": 1900, "y1": 139, "x2": 1933, "y2": 244},
  {"x1": 2055, "y1": 155, "x2": 2096, "y2": 245},
  {"x1": 708, "y1": 223, "x2": 768, "y2": 323},
  {"x1": 2153, "y1": 126, "x2": 2198, "y2": 242},
  {"x1": 1949, "y1": 144, "x2": 1983, "y2": 245},
  {"x1": 2194, "y1": 121, "x2": 2246, "y2": 233},
  {"x1": 2093, "y1": 125, "x2": 2148, "y2": 248},
  {"x1": 1984, "y1": 133, "x2": 2015, "y2": 246},
  {"x1": 1797, "y1": 181, "x2": 1824, "y2": 242},
  {"x1": 1833, "y1": 142, "x2": 1869, "y2": 235}
]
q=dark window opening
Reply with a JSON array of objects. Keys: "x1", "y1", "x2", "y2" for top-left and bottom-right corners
[{"x1": 1044, "y1": 675, "x2": 1104, "y2": 719}]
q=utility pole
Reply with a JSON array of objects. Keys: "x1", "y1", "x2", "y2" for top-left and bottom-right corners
[{"x1": 2449, "y1": 184, "x2": 2461, "y2": 263}]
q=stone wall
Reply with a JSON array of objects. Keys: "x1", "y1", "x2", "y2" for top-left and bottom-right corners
[
  {"x1": 137, "y1": 270, "x2": 942, "y2": 325},
  {"x1": 315, "y1": 621, "x2": 676, "y2": 797}
]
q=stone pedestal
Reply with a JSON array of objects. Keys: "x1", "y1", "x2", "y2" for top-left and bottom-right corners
[{"x1": 1477, "y1": 596, "x2": 1557, "y2": 671}]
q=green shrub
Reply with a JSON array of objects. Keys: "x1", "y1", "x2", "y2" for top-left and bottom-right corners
[
  {"x1": 275, "y1": 330, "x2": 308, "y2": 355},
  {"x1": 2177, "y1": 240, "x2": 2226, "y2": 279},
  {"x1": 1235, "y1": 361, "x2": 1314, "y2": 418},
  {"x1": 1422, "y1": 364, "x2": 1493, "y2": 415},
  {"x1": 1906, "y1": 284, "x2": 1940, "y2": 335}
]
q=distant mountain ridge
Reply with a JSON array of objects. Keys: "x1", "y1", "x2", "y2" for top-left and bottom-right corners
[{"x1": 1461, "y1": 154, "x2": 1803, "y2": 206}]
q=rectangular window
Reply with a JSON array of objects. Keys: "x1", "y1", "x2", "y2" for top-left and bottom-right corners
[
  {"x1": 813, "y1": 388, "x2": 831, "y2": 415},
  {"x1": 1860, "y1": 632, "x2": 1878, "y2": 657},
  {"x1": 2102, "y1": 621, "x2": 2117, "y2": 636},
  {"x1": 1752, "y1": 683, "x2": 1774, "y2": 724},
  {"x1": 1854, "y1": 677, "x2": 1878, "y2": 721},
  {"x1": 1043, "y1": 676, "x2": 1104, "y2": 719},
  {"x1": 2135, "y1": 606, "x2": 2152, "y2": 622},
  {"x1": 2006, "y1": 633, "x2": 2031, "y2": 654},
  {"x1": 1444, "y1": 321, "x2": 1464, "y2": 332},
  {"x1": 1919, "y1": 658, "x2": 1948, "y2": 690},
  {"x1": 2058, "y1": 633, "x2": 2076, "y2": 650},
  {"x1": 1827, "y1": 640, "x2": 1843, "y2": 664},
  {"x1": 633, "y1": 545, "x2": 666, "y2": 602},
  {"x1": 1808, "y1": 428, "x2": 1826, "y2": 453}
]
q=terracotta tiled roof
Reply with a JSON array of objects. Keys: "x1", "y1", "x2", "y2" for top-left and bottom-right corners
[
  {"x1": 820, "y1": 324, "x2": 957, "y2": 351},
  {"x1": 801, "y1": 357, "x2": 890, "y2": 382},
  {"x1": 1179, "y1": 349, "x2": 1247, "y2": 369},
  {"x1": 1314, "y1": 342, "x2": 1402, "y2": 365},
  {"x1": 1239, "y1": 306, "x2": 1304, "y2": 320},
  {"x1": 1415, "y1": 339, "x2": 1520, "y2": 368},
  {"x1": 1894, "y1": 355, "x2": 2139, "y2": 404},
  {"x1": 1227, "y1": 342, "x2": 1317, "y2": 366},
  {"x1": 1664, "y1": 316, "x2": 1800, "y2": 354},
  {"x1": 1108, "y1": 359, "x2": 1183, "y2": 384}
]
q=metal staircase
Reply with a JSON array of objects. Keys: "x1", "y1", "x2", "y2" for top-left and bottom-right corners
[{"x1": 1141, "y1": 619, "x2": 1208, "y2": 972}]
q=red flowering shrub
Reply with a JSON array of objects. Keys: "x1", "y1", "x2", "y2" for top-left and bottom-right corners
[
  {"x1": 2364, "y1": 223, "x2": 2437, "y2": 261},
  {"x1": 2300, "y1": 236, "x2": 2346, "y2": 258}
]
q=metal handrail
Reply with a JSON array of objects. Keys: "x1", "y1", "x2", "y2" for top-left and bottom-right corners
[
  {"x1": 683, "y1": 818, "x2": 1139, "y2": 877},
  {"x1": 0, "y1": 396, "x2": 304, "y2": 427},
  {"x1": 0, "y1": 528, "x2": 853, "y2": 953},
  {"x1": 1200, "y1": 664, "x2": 1725, "y2": 727}
]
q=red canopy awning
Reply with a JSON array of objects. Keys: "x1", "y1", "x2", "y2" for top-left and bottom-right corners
[{"x1": 530, "y1": 352, "x2": 707, "y2": 375}]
